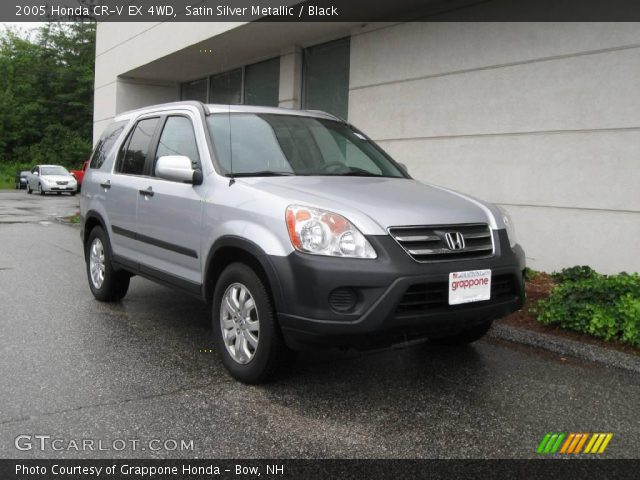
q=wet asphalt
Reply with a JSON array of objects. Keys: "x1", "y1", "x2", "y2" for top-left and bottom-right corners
[{"x1": 0, "y1": 190, "x2": 638, "y2": 459}]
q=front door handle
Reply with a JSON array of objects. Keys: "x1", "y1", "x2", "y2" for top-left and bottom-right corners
[
  {"x1": 100, "y1": 180, "x2": 111, "y2": 189},
  {"x1": 139, "y1": 187, "x2": 154, "y2": 197}
]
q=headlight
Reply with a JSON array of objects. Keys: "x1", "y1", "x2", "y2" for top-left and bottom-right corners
[
  {"x1": 497, "y1": 206, "x2": 517, "y2": 248},
  {"x1": 286, "y1": 205, "x2": 377, "y2": 259}
]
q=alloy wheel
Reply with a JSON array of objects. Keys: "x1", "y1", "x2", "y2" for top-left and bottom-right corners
[
  {"x1": 89, "y1": 238, "x2": 106, "y2": 289},
  {"x1": 220, "y1": 282, "x2": 260, "y2": 364}
]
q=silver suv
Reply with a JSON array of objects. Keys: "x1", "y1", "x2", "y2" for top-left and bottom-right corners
[{"x1": 80, "y1": 102, "x2": 525, "y2": 383}]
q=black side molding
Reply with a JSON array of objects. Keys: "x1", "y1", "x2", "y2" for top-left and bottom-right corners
[{"x1": 112, "y1": 225, "x2": 198, "y2": 259}]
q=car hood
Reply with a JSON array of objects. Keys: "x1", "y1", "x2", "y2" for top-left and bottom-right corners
[{"x1": 242, "y1": 176, "x2": 502, "y2": 235}]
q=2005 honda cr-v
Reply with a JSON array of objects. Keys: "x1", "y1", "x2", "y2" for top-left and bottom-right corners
[{"x1": 80, "y1": 101, "x2": 525, "y2": 383}]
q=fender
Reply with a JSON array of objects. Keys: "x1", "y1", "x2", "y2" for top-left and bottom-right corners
[{"x1": 81, "y1": 210, "x2": 108, "y2": 257}]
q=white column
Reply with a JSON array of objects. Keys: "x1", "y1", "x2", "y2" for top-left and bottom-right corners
[{"x1": 278, "y1": 46, "x2": 303, "y2": 109}]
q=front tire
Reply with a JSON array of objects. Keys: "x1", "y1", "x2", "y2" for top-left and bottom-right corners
[
  {"x1": 86, "y1": 226, "x2": 130, "y2": 302},
  {"x1": 27, "y1": 183, "x2": 32, "y2": 194},
  {"x1": 429, "y1": 320, "x2": 493, "y2": 346},
  {"x1": 38, "y1": 183, "x2": 45, "y2": 196},
  {"x1": 212, "y1": 262, "x2": 293, "y2": 384}
]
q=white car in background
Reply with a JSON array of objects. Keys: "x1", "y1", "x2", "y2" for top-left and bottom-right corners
[{"x1": 26, "y1": 165, "x2": 78, "y2": 196}]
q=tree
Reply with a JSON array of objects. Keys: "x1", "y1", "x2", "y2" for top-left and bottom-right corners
[{"x1": 0, "y1": 22, "x2": 95, "y2": 168}]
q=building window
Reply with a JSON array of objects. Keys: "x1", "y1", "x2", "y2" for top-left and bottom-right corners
[
  {"x1": 209, "y1": 69, "x2": 242, "y2": 104},
  {"x1": 244, "y1": 58, "x2": 280, "y2": 106},
  {"x1": 303, "y1": 37, "x2": 350, "y2": 120},
  {"x1": 180, "y1": 78, "x2": 207, "y2": 102},
  {"x1": 180, "y1": 57, "x2": 280, "y2": 107}
]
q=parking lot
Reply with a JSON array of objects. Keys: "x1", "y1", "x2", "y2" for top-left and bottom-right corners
[{"x1": 0, "y1": 190, "x2": 638, "y2": 459}]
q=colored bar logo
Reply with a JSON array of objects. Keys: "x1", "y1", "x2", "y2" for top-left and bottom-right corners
[{"x1": 537, "y1": 433, "x2": 613, "y2": 454}]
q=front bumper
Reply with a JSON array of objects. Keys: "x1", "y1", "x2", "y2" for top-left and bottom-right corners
[
  {"x1": 269, "y1": 230, "x2": 525, "y2": 348},
  {"x1": 42, "y1": 184, "x2": 77, "y2": 192}
]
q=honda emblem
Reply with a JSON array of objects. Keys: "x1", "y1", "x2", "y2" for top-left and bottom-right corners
[{"x1": 444, "y1": 232, "x2": 465, "y2": 251}]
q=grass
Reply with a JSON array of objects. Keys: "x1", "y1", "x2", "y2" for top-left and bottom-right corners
[
  {"x1": 0, "y1": 162, "x2": 32, "y2": 190},
  {"x1": 64, "y1": 214, "x2": 81, "y2": 224}
]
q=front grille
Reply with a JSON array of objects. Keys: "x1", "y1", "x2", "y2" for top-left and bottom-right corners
[
  {"x1": 396, "y1": 274, "x2": 518, "y2": 317},
  {"x1": 388, "y1": 223, "x2": 494, "y2": 262},
  {"x1": 56, "y1": 181, "x2": 68, "y2": 185}
]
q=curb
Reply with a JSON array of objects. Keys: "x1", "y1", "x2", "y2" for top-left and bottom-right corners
[{"x1": 488, "y1": 323, "x2": 640, "y2": 374}]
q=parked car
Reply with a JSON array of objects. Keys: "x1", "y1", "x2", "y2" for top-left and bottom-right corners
[
  {"x1": 70, "y1": 160, "x2": 89, "y2": 191},
  {"x1": 26, "y1": 165, "x2": 78, "y2": 195},
  {"x1": 80, "y1": 102, "x2": 525, "y2": 384},
  {"x1": 15, "y1": 171, "x2": 29, "y2": 189}
]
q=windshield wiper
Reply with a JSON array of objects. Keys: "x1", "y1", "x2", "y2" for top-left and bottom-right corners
[
  {"x1": 227, "y1": 171, "x2": 295, "y2": 177},
  {"x1": 323, "y1": 167, "x2": 383, "y2": 177}
]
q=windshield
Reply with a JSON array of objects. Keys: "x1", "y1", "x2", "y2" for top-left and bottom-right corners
[
  {"x1": 206, "y1": 113, "x2": 406, "y2": 178},
  {"x1": 41, "y1": 166, "x2": 69, "y2": 176}
]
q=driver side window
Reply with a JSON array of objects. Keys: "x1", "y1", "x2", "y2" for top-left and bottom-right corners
[{"x1": 154, "y1": 116, "x2": 200, "y2": 174}]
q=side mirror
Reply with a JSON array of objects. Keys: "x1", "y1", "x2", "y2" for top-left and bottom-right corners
[
  {"x1": 156, "y1": 156, "x2": 202, "y2": 185},
  {"x1": 33, "y1": 171, "x2": 39, "y2": 176}
]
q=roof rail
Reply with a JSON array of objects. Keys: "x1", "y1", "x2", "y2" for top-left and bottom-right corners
[{"x1": 304, "y1": 109, "x2": 345, "y2": 122}]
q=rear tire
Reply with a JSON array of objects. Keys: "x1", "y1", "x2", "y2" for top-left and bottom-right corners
[
  {"x1": 86, "y1": 226, "x2": 130, "y2": 302},
  {"x1": 212, "y1": 262, "x2": 294, "y2": 384},
  {"x1": 429, "y1": 320, "x2": 493, "y2": 346}
]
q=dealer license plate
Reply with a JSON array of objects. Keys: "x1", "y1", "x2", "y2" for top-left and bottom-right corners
[{"x1": 448, "y1": 269, "x2": 491, "y2": 305}]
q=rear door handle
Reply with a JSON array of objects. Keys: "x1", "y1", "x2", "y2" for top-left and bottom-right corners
[
  {"x1": 139, "y1": 187, "x2": 154, "y2": 197},
  {"x1": 100, "y1": 180, "x2": 111, "y2": 189}
]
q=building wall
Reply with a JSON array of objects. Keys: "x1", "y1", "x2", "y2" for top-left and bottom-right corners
[
  {"x1": 93, "y1": 22, "x2": 247, "y2": 139},
  {"x1": 93, "y1": 21, "x2": 355, "y2": 139},
  {"x1": 349, "y1": 23, "x2": 640, "y2": 273}
]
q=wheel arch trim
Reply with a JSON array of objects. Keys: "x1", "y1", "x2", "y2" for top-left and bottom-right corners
[{"x1": 203, "y1": 236, "x2": 284, "y2": 311}]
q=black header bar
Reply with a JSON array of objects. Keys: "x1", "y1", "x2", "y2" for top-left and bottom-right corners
[
  {"x1": 5, "y1": 0, "x2": 640, "y2": 22},
  {"x1": 2, "y1": 459, "x2": 640, "y2": 480}
]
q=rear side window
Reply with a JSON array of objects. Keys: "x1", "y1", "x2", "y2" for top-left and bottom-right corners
[
  {"x1": 89, "y1": 121, "x2": 128, "y2": 169},
  {"x1": 155, "y1": 116, "x2": 200, "y2": 171},
  {"x1": 115, "y1": 118, "x2": 160, "y2": 175}
]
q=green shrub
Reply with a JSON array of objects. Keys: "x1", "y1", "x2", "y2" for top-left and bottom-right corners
[
  {"x1": 534, "y1": 271, "x2": 640, "y2": 348},
  {"x1": 619, "y1": 295, "x2": 640, "y2": 347},
  {"x1": 523, "y1": 267, "x2": 539, "y2": 282},
  {"x1": 551, "y1": 265, "x2": 600, "y2": 284}
]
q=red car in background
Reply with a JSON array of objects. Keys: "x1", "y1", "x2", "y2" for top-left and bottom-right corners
[{"x1": 70, "y1": 161, "x2": 89, "y2": 191}]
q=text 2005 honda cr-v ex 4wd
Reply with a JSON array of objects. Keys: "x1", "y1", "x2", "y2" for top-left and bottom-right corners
[{"x1": 80, "y1": 102, "x2": 525, "y2": 383}]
